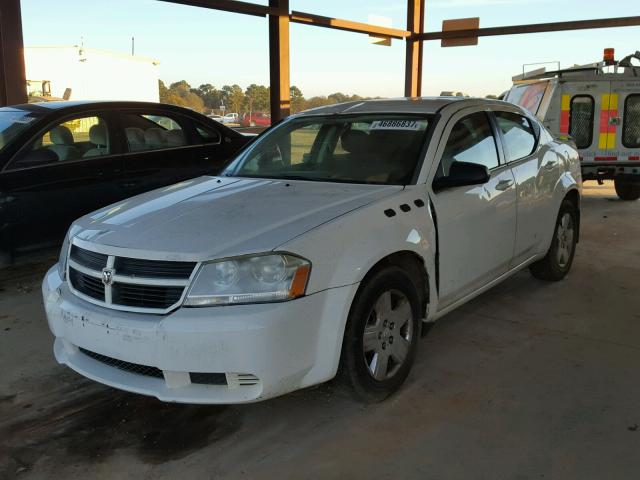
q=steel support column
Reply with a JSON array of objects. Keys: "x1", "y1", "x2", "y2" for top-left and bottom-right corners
[
  {"x1": 269, "y1": 0, "x2": 290, "y2": 122},
  {"x1": 0, "y1": 0, "x2": 27, "y2": 106},
  {"x1": 404, "y1": 0, "x2": 425, "y2": 97}
]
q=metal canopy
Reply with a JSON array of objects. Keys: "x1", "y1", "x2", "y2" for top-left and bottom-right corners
[{"x1": 1, "y1": 0, "x2": 639, "y2": 122}]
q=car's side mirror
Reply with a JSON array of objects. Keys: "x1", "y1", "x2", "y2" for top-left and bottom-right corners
[{"x1": 432, "y1": 161, "x2": 490, "y2": 192}]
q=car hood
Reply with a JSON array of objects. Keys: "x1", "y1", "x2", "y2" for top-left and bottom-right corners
[{"x1": 71, "y1": 176, "x2": 402, "y2": 261}]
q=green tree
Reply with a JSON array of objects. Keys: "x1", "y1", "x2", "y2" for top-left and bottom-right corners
[
  {"x1": 244, "y1": 84, "x2": 270, "y2": 114},
  {"x1": 222, "y1": 84, "x2": 245, "y2": 114},
  {"x1": 196, "y1": 83, "x2": 223, "y2": 111},
  {"x1": 290, "y1": 85, "x2": 305, "y2": 113}
]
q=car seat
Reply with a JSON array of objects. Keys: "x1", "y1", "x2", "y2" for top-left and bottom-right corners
[
  {"x1": 83, "y1": 124, "x2": 109, "y2": 157},
  {"x1": 125, "y1": 127, "x2": 146, "y2": 152},
  {"x1": 47, "y1": 126, "x2": 80, "y2": 161}
]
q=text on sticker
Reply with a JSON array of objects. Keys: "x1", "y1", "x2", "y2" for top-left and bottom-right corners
[{"x1": 370, "y1": 120, "x2": 422, "y2": 131}]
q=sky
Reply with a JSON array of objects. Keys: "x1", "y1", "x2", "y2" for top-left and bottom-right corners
[{"x1": 20, "y1": 0, "x2": 640, "y2": 99}]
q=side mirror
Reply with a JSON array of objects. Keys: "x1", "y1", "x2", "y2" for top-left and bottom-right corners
[{"x1": 432, "y1": 161, "x2": 490, "y2": 192}]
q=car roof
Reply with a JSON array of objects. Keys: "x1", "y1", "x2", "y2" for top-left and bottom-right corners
[
  {"x1": 296, "y1": 96, "x2": 514, "y2": 116},
  {"x1": 0, "y1": 100, "x2": 195, "y2": 112}
]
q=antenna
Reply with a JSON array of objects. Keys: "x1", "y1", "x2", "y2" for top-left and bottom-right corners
[{"x1": 132, "y1": 36, "x2": 135, "y2": 56}]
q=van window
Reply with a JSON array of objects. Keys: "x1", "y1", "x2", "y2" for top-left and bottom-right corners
[
  {"x1": 623, "y1": 95, "x2": 640, "y2": 148},
  {"x1": 569, "y1": 96, "x2": 594, "y2": 149}
]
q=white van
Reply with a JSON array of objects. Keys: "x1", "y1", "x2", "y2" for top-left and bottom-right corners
[{"x1": 505, "y1": 49, "x2": 640, "y2": 200}]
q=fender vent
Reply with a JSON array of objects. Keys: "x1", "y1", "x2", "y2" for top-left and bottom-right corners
[
  {"x1": 384, "y1": 209, "x2": 396, "y2": 217},
  {"x1": 414, "y1": 199, "x2": 425, "y2": 208},
  {"x1": 399, "y1": 204, "x2": 411, "y2": 212}
]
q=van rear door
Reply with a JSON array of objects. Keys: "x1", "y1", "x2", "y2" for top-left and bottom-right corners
[
  {"x1": 612, "y1": 80, "x2": 640, "y2": 163},
  {"x1": 559, "y1": 81, "x2": 609, "y2": 166}
]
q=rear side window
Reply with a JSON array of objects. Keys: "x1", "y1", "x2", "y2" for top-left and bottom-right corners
[
  {"x1": 569, "y1": 95, "x2": 594, "y2": 149},
  {"x1": 494, "y1": 111, "x2": 537, "y2": 162},
  {"x1": 623, "y1": 95, "x2": 640, "y2": 148},
  {"x1": 121, "y1": 113, "x2": 190, "y2": 153},
  {"x1": 438, "y1": 112, "x2": 499, "y2": 176}
]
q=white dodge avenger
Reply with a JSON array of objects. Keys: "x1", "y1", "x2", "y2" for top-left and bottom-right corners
[{"x1": 43, "y1": 98, "x2": 581, "y2": 403}]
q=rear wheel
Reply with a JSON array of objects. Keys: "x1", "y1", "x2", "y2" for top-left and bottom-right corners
[
  {"x1": 529, "y1": 199, "x2": 578, "y2": 281},
  {"x1": 614, "y1": 177, "x2": 640, "y2": 201},
  {"x1": 340, "y1": 266, "x2": 421, "y2": 403}
]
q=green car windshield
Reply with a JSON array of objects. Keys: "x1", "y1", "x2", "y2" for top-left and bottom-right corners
[{"x1": 225, "y1": 115, "x2": 432, "y2": 185}]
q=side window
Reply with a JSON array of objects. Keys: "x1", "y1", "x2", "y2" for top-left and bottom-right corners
[
  {"x1": 121, "y1": 113, "x2": 189, "y2": 153},
  {"x1": 569, "y1": 95, "x2": 594, "y2": 149},
  {"x1": 623, "y1": 94, "x2": 640, "y2": 148},
  {"x1": 494, "y1": 111, "x2": 537, "y2": 162},
  {"x1": 195, "y1": 124, "x2": 221, "y2": 145},
  {"x1": 10, "y1": 115, "x2": 110, "y2": 169},
  {"x1": 438, "y1": 112, "x2": 499, "y2": 176}
]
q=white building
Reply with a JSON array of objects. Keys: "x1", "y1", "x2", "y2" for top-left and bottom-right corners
[{"x1": 25, "y1": 46, "x2": 160, "y2": 102}]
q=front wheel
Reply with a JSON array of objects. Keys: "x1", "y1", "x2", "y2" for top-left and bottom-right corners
[
  {"x1": 339, "y1": 266, "x2": 421, "y2": 403},
  {"x1": 529, "y1": 199, "x2": 578, "y2": 281},
  {"x1": 614, "y1": 177, "x2": 640, "y2": 201}
]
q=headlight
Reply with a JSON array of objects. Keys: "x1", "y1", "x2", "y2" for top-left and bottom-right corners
[
  {"x1": 58, "y1": 233, "x2": 71, "y2": 279},
  {"x1": 184, "y1": 253, "x2": 311, "y2": 307}
]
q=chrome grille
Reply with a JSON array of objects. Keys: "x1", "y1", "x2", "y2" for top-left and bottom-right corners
[{"x1": 67, "y1": 244, "x2": 196, "y2": 313}]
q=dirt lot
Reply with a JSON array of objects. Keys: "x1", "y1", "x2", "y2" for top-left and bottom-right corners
[{"x1": 1, "y1": 181, "x2": 639, "y2": 480}]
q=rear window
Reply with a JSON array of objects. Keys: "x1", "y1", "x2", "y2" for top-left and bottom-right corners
[
  {"x1": 0, "y1": 109, "x2": 42, "y2": 151},
  {"x1": 569, "y1": 95, "x2": 594, "y2": 149},
  {"x1": 623, "y1": 95, "x2": 640, "y2": 148},
  {"x1": 505, "y1": 82, "x2": 549, "y2": 115}
]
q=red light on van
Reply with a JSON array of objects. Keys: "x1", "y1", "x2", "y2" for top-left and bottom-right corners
[{"x1": 603, "y1": 48, "x2": 615, "y2": 65}]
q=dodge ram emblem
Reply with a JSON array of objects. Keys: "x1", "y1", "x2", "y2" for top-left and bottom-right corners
[{"x1": 101, "y1": 268, "x2": 115, "y2": 286}]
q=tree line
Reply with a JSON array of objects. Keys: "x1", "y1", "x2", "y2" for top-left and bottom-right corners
[{"x1": 159, "y1": 80, "x2": 368, "y2": 115}]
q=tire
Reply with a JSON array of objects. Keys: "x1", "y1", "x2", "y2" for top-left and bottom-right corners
[
  {"x1": 614, "y1": 177, "x2": 640, "y2": 201},
  {"x1": 529, "y1": 199, "x2": 578, "y2": 281},
  {"x1": 339, "y1": 266, "x2": 421, "y2": 403}
]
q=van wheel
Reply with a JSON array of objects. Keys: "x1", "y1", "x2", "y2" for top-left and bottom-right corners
[
  {"x1": 339, "y1": 266, "x2": 420, "y2": 403},
  {"x1": 529, "y1": 199, "x2": 577, "y2": 281},
  {"x1": 614, "y1": 178, "x2": 640, "y2": 201}
]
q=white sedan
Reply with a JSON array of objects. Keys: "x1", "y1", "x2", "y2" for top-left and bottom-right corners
[{"x1": 42, "y1": 98, "x2": 581, "y2": 403}]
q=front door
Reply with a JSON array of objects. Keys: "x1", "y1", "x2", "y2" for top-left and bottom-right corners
[
  {"x1": 429, "y1": 110, "x2": 517, "y2": 308},
  {"x1": 1, "y1": 113, "x2": 123, "y2": 250}
]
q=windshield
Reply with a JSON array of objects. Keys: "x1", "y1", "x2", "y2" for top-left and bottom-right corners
[
  {"x1": 0, "y1": 109, "x2": 42, "y2": 151},
  {"x1": 224, "y1": 114, "x2": 432, "y2": 185}
]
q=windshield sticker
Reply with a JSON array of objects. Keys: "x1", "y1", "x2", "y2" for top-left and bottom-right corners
[{"x1": 370, "y1": 120, "x2": 422, "y2": 131}]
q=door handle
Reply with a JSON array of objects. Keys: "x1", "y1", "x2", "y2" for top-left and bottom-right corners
[{"x1": 495, "y1": 179, "x2": 514, "y2": 191}]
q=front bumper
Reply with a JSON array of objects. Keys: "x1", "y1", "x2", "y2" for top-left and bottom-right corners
[{"x1": 43, "y1": 266, "x2": 357, "y2": 404}]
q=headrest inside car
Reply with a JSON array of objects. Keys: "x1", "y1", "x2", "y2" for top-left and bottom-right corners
[
  {"x1": 89, "y1": 124, "x2": 107, "y2": 146},
  {"x1": 49, "y1": 126, "x2": 74, "y2": 146},
  {"x1": 341, "y1": 130, "x2": 370, "y2": 154}
]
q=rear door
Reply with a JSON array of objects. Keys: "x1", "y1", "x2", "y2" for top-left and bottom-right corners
[
  {"x1": 117, "y1": 110, "x2": 228, "y2": 197},
  {"x1": 560, "y1": 81, "x2": 610, "y2": 164},
  {"x1": 612, "y1": 80, "x2": 640, "y2": 163}
]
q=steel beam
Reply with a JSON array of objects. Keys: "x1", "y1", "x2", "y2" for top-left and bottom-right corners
[
  {"x1": 158, "y1": 0, "x2": 276, "y2": 17},
  {"x1": 290, "y1": 11, "x2": 410, "y2": 39},
  {"x1": 269, "y1": 0, "x2": 290, "y2": 122},
  {"x1": 418, "y1": 15, "x2": 640, "y2": 41},
  {"x1": 404, "y1": 0, "x2": 425, "y2": 97},
  {"x1": 0, "y1": 0, "x2": 27, "y2": 106}
]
